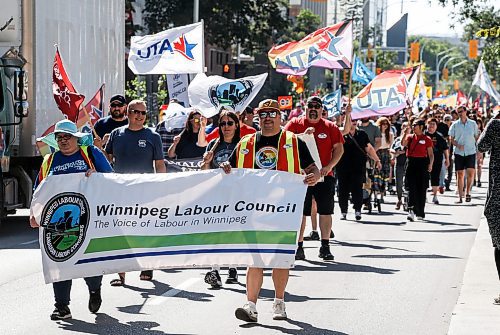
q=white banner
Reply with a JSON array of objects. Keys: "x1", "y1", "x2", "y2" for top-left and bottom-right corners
[
  {"x1": 31, "y1": 169, "x2": 306, "y2": 283},
  {"x1": 166, "y1": 74, "x2": 190, "y2": 107},
  {"x1": 188, "y1": 73, "x2": 268, "y2": 118},
  {"x1": 128, "y1": 22, "x2": 204, "y2": 74}
]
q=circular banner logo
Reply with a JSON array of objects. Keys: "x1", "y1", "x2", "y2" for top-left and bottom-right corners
[{"x1": 41, "y1": 192, "x2": 90, "y2": 262}]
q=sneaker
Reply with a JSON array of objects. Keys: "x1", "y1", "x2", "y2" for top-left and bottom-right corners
[
  {"x1": 478, "y1": 181, "x2": 482, "y2": 188},
  {"x1": 235, "y1": 303, "x2": 258, "y2": 322},
  {"x1": 416, "y1": 216, "x2": 424, "y2": 221},
  {"x1": 204, "y1": 270, "x2": 222, "y2": 288},
  {"x1": 50, "y1": 304, "x2": 72, "y2": 320},
  {"x1": 455, "y1": 198, "x2": 463, "y2": 204},
  {"x1": 330, "y1": 230, "x2": 335, "y2": 239},
  {"x1": 432, "y1": 195, "x2": 439, "y2": 205},
  {"x1": 407, "y1": 210, "x2": 415, "y2": 222},
  {"x1": 88, "y1": 289, "x2": 102, "y2": 313},
  {"x1": 226, "y1": 268, "x2": 238, "y2": 284},
  {"x1": 439, "y1": 186, "x2": 444, "y2": 194},
  {"x1": 295, "y1": 246, "x2": 305, "y2": 261},
  {"x1": 303, "y1": 230, "x2": 320, "y2": 241},
  {"x1": 318, "y1": 246, "x2": 334, "y2": 260},
  {"x1": 355, "y1": 212, "x2": 362, "y2": 221},
  {"x1": 272, "y1": 300, "x2": 287, "y2": 320},
  {"x1": 340, "y1": 213, "x2": 347, "y2": 220}
]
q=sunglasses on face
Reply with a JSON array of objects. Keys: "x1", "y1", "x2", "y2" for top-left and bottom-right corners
[
  {"x1": 110, "y1": 103, "x2": 125, "y2": 108},
  {"x1": 129, "y1": 109, "x2": 147, "y2": 115},
  {"x1": 55, "y1": 134, "x2": 73, "y2": 142},
  {"x1": 219, "y1": 121, "x2": 235, "y2": 127},
  {"x1": 258, "y1": 111, "x2": 278, "y2": 119},
  {"x1": 307, "y1": 103, "x2": 322, "y2": 109}
]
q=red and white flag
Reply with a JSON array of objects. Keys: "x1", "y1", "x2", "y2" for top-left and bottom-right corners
[
  {"x1": 52, "y1": 48, "x2": 85, "y2": 122},
  {"x1": 77, "y1": 84, "x2": 105, "y2": 129},
  {"x1": 456, "y1": 91, "x2": 468, "y2": 107}
]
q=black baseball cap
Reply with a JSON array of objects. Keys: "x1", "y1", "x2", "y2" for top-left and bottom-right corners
[
  {"x1": 306, "y1": 96, "x2": 323, "y2": 106},
  {"x1": 110, "y1": 94, "x2": 126, "y2": 105},
  {"x1": 413, "y1": 119, "x2": 426, "y2": 127}
]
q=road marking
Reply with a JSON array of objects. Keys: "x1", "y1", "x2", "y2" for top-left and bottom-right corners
[
  {"x1": 20, "y1": 239, "x2": 39, "y2": 245},
  {"x1": 146, "y1": 277, "x2": 201, "y2": 306}
]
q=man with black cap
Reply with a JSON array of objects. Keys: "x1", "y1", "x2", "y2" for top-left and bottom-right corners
[
  {"x1": 402, "y1": 119, "x2": 434, "y2": 221},
  {"x1": 94, "y1": 94, "x2": 129, "y2": 141},
  {"x1": 285, "y1": 96, "x2": 344, "y2": 261},
  {"x1": 221, "y1": 99, "x2": 320, "y2": 322}
]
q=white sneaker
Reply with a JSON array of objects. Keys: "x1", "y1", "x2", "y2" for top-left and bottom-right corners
[
  {"x1": 272, "y1": 300, "x2": 287, "y2": 320},
  {"x1": 416, "y1": 216, "x2": 424, "y2": 220},
  {"x1": 340, "y1": 213, "x2": 347, "y2": 220},
  {"x1": 407, "y1": 210, "x2": 415, "y2": 222},
  {"x1": 235, "y1": 302, "x2": 258, "y2": 322}
]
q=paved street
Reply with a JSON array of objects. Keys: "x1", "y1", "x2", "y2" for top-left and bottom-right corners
[{"x1": 0, "y1": 171, "x2": 488, "y2": 335}]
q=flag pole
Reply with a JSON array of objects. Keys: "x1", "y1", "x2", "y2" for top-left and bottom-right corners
[{"x1": 79, "y1": 105, "x2": 99, "y2": 139}]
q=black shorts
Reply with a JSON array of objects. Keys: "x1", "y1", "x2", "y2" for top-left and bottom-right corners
[
  {"x1": 430, "y1": 163, "x2": 441, "y2": 186},
  {"x1": 303, "y1": 175, "x2": 335, "y2": 216},
  {"x1": 454, "y1": 154, "x2": 476, "y2": 171}
]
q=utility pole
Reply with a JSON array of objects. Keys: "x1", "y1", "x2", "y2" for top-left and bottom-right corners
[{"x1": 193, "y1": 0, "x2": 199, "y2": 22}]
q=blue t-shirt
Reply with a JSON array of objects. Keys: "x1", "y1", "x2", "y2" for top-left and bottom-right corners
[
  {"x1": 449, "y1": 118, "x2": 479, "y2": 156},
  {"x1": 105, "y1": 126, "x2": 164, "y2": 173},
  {"x1": 34, "y1": 146, "x2": 112, "y2": 189}
]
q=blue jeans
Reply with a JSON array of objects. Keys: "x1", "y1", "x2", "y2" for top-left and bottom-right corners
[{"x1": 53, "y1": 276, "x2": 102, "y2": 306}]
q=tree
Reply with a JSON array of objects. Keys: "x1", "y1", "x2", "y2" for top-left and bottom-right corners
[
  {"x1": 143, "y1": 0, "x2": 289, "y2": 56},
  {"x1": 280, "y1": 9, "x2": 321, "y2": 43}
]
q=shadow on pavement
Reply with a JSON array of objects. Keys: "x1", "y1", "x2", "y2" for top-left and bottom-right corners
[
  {"x1": 404, "y1": 228, "x2": 478, "y2": 233},
  {"x1": 56, "y1": 313, "x2": 192, "y2": 334},
  {"x1": 359, "y1": 220, "x2": 407, "y2": 226},
  {"x1": 352, "y1": 254, "x2": 460, "y2": 259},
  {"x1": 240, "y1": 318, "x2": 349, "y2": 334},
  {"x1": 331, "y1": 240, "x2": 416, "y2": 252},
  {"x1": 116, "y1": 279, "x2": 214, "y2": 315},
  {"x1": 294, "y1": 259, "x2": 399, "y2": 275}
]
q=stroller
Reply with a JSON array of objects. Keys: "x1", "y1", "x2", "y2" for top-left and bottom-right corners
[{"x1": 362, "y1": 167, "x2": 382, "y2": 214}]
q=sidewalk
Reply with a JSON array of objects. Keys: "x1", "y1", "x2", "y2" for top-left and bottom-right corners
[{"x1": 448, "y1": 213, "x2": 500, "y2": 334}]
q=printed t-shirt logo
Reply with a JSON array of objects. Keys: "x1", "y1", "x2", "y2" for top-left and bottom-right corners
[
  {"x1": 138, "y1": 140, "x2": 147, "y2": 148},
  {"x1": 255, "y1": 146, "x2": 278, "y2": 169},
  {"x1": 41, "y1": 192, "x2": 90, "y2": 262},
  {"x1": 318, "y1": 133, "x2": 327, "y2": 139}
]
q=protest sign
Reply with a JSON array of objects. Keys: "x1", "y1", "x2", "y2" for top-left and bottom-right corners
[
  {"x1": 166, "y1": 74, "x2": 190, "y2": 107},
  {"x1": 31, "y1": 169, "x2": 306, "y2": 283},
  {"x1": 165, "y1": 157, "x2": 203, "y2": 172}
]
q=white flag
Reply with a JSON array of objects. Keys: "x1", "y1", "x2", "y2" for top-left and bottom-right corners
[
  {"x1": 128, "y1": 22, "x2": 204, "y2": 74},
  {"x1": 166, "y1": 74, "x2": 190, "y2": 107},
  {"x1": 188, "y1": 73, "x2": 268, "y2": 118},
  {"x1": 472, "y1": 60, "x2": 500, "y2": 103}
]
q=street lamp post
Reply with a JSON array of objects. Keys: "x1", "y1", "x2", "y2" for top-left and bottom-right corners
[
  {"x1": 434, "y1": 48, "x2": 457, "y2": 92},
  {"x1": 450, "y1": 60, "x2": 468, "y2": 75}
]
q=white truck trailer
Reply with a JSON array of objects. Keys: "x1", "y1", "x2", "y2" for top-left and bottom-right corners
[{"x1": 0, "y1": 0, "x2": 125, "y2": 224}]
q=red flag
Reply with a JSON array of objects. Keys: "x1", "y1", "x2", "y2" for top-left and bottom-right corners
[
  {"x1": 77, "y1": 84, "x2": 105, "y2": 127},
  {"x1": 52, "y1": 48, "x2": 85, "y2": 122},
  {"x1": 457, "y1": 91, "x2": 468, "y2": 107},
  {"x1": 472, "y1": 95, "x2": 480, "y2": 110}
]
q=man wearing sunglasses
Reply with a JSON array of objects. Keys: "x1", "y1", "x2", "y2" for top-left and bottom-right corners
[
  {"x1": 105, "y1": 100, "x2": 166, "y2": 285},
  {"x1": 285, "y1": 96, "x2": 344, "y2": 261},
  {"x1": 221, "y1": 99, "x2": 320, "y2": 323},
  {"x1": 94, "y1": 94, "x2": 129, "y2": 141}
]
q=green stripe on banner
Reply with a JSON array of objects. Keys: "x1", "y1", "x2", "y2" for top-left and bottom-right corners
[{"x1": 84, "y1": 230, "x2": 297, "y2": 254}]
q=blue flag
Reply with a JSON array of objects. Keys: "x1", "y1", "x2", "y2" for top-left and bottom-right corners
[
  {"x1": 323, "y1": 88, "x2": 342, "y2": 117},
  {"x1": 352, "y1": 55, "x2": 374, "y2": 85}
]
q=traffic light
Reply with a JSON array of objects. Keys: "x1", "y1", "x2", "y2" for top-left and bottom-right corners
[
  {"x1": 443, "y1": 68, "x2": 449, "y2": 81},
  {"x1": 223, "y1": 64, "x2": 230, "y2": 73},
  {"x1": 410, "y1": 42, "x2": 420, "y2": 62},
  {"x1": 454, "y1": 80, "x2": 459, "y2": 90},
  {"x1": 469, "y1": 40, "x2": 478, "y2": 59},
  {"x1": 376, "y1": 68, "x2": 382, "y2": 75}
]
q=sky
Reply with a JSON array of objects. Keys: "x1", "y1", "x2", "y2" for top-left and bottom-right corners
[{"x1": 386, "y1": 0, "x2": 464, "y2": 37}]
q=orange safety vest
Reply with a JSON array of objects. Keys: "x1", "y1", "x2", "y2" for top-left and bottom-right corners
[
  {"x1": 38, "y1": 146, "x2": 95, "y2": 182},
  {"x1": 235, "y1": 131, "x2": 301, "y2": 173}
]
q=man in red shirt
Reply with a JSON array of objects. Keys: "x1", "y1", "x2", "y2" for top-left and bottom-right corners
[
  {"x1": 402, "y1": 119, "x2": 434, "y2": 221},
  {"x1": 285, "y1": 96, "x2": 344, "y2": 261}
]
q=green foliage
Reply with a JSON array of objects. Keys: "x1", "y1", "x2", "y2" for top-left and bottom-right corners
[
  {"x1": 125, "y1": 76, "x2": 169, "y2": 105},
  {"x1": 280, "y1": 10, "x2": 321, "y2": 42},
  {"x1": 144, "y1": 0, "x2": 289, "y2": 56}
]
